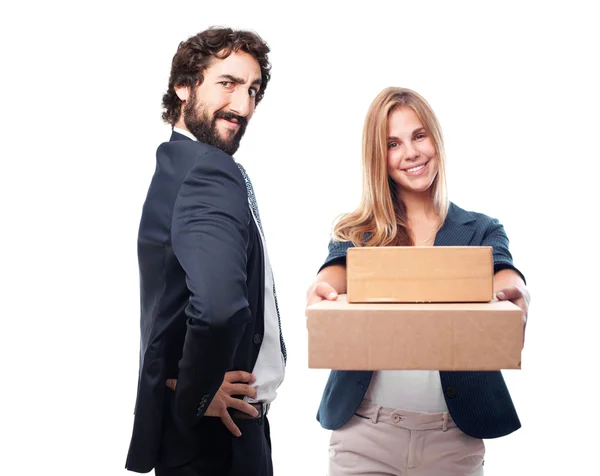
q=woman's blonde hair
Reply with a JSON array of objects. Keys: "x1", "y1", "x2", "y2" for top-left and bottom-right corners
[{"x1": 333, "y1": 87, "x2": 449, "y2": 247}]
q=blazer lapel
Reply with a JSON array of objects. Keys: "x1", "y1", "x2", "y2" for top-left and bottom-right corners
[{"x1": 434, "y1": 203, "x2": 476, "y2": 246}]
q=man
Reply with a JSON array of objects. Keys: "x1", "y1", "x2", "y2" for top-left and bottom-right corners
[{"x1": 125, "y1": 27, "x2": 286, "y2": 476}]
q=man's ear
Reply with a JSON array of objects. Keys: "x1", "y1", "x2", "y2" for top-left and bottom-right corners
[{"x1": 175, "y1": 85, "x2": 190, "y2": 102}]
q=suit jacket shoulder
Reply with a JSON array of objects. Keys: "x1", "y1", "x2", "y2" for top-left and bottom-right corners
[
  {"x1": 446, "y1": 201, "x2": 498, "y2": 230},
  {"x1": 158, "y1": 138, "x2": 246, "y2": 188},
  {"x1": 139, "y1": 138, "x2": 249, "y2": 245}
]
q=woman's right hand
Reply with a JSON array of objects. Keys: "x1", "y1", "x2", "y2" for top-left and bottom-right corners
[{"x1": 306, "y1": 281, "x2": 339, "y2": 308}]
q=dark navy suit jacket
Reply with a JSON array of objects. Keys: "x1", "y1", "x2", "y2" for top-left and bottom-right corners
[
  {"x1": 316, "y1": 202, "x2": 525, "y2": 439},
  {"x1": 126, "y1": 132, "x2": 266, "y2": 473}
]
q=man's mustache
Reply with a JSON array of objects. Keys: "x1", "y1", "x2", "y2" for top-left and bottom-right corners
[{"x1": 214, "y1": 111, "x2": 248, "y2": 128}]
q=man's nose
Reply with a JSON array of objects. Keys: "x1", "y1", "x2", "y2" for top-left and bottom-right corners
[{"x1": 229, "y1": 88, "x2": 252, "y2": 117}]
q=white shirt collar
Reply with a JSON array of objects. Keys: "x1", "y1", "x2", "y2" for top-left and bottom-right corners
[
  {"x1": 173, "y1": 127, "x2": 197, "y2": 141},
  {"x1": 173, "y1": 126, "x2": 245, "y2": 169}
]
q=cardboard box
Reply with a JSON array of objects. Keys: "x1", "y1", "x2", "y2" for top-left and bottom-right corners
[
  {"x1": 347, "y1": 246, "x2": 494, "y2": 303},
  {"x1": 306, "y1": 295, "x2": 522, "y2": 371}
]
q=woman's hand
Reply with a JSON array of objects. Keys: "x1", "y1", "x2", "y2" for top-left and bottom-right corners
[{"x1": 496, "y1": 284, "x2": 530, "y2": 347}]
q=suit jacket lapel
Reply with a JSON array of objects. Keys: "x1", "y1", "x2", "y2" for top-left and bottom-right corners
[{"x1": 434, "y1": 203, "x2": 476, "y2": 246}]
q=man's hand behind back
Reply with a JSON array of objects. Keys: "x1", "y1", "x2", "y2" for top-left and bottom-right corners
[{"x1": 166, "y1": 370, "x2": 259, "y2": 437}]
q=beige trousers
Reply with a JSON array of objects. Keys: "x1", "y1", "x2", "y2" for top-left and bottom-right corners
[{"x1": 328, "y1": 400, "x2": 485, "y2": 476}]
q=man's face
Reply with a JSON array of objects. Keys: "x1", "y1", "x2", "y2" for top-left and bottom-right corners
[{"x1": 182, "y1": 51, "x2": 262, "y2": 155}]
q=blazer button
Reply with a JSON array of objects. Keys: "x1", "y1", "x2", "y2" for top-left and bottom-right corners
[
  {"x1": 253, "y1": 334, "x2": 262, "y2": 344},
  {"x1": 446, "y1": 387, "x2": 457, "y2": 399}
]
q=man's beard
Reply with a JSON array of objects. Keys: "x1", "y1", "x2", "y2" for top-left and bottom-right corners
[{"x1": 183, "y1": 94, "x2": 248, "y2": 156}]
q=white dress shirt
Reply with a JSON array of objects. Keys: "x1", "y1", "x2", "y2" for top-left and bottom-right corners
[{"x1": 364, "y1": 370, "x2": 449, "y2": 413}]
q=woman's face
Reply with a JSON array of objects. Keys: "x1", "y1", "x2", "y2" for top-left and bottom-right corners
[{"x1": 386, "y1": 107, "x2": 439, "y2": 195}]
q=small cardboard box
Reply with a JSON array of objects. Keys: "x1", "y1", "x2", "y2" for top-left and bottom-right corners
[
  {"x1": 347, "y1": 246, "x2": 494, "y2": 303},
  {"x1": 307, "y1": 295, "x2": 522, "y2": 371}
]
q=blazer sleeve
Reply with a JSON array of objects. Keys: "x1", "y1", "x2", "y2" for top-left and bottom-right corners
[
  {"x1": 317, "y1": 239, "x2": 355, "y2": 273},
  {"x1": 170, "y1": 150, "x2": 251, "y2": 428},
  {"x1": 481, "y1": 218, "x2": 527, "y2": 284}
]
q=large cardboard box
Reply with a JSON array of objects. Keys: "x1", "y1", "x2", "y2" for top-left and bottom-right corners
[
  {"x1": 347, "y1": 246, "x2": 493, "y2": 303},
  {"x1": 306, "y1": 295, "x2": 522, "y2": 371}
]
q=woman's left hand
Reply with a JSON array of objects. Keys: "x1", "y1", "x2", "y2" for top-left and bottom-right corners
[{"x1": 496, "y1": 285, "x2": 530, "y2": 347}]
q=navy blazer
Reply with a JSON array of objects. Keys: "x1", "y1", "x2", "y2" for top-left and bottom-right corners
[
  {"x1": 126, "y1": 132, "x2": 267, "y2": 473},
  {"x1": 316, "y1": 202, "x2": 525, "y2": 439}
]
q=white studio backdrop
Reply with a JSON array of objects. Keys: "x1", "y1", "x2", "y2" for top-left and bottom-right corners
[{"x1": 1, "y1": 1, "x2": 598, "y2": 475}]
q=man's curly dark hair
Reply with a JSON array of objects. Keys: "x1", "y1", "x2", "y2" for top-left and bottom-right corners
[{"x1": 162, "y1": 27, "x2": 271, "y2": 125}]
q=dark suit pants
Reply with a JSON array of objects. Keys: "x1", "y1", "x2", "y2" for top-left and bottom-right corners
[{"x1": 155, "y1": 415, "x2": 273, "y2": 476}]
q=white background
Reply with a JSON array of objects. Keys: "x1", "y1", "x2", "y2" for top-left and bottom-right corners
[{"x1": 2, "y1": 1, "x2": 599, "y2": 475}]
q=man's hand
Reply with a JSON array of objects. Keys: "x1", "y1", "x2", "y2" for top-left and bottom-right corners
[
  {"x1": 306, "y1": 281, "x2": 339, "y2": 309},
  {"x1": 166, "y1": 370, "x2": 258, "y2": 437},
  {"x1": 496, "y1": 284, "x2": 530, "y2": 347}
]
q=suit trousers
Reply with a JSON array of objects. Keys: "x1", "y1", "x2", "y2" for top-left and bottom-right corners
[
  {"x1": 328, "y1": 400, "x2": 485, "y2": 476},
  {"x1": 155, "y1": 415, "x2": 273, "y2": 476}
]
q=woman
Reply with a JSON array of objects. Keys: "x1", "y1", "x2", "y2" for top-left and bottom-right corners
[{"x1": 306, "y1": 87, "x2": 530, "y2": 476}]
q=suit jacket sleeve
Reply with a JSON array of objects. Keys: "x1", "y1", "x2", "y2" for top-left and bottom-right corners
[
  {"x1": 317, "y1": 239, "x2": 355, "y2": 273},
  {"x1": 171, "y1": 150, "x2": 251, "y2": 427},
  {"x1": 481, "y1": 218, "x2": 527, "y2": 284}
]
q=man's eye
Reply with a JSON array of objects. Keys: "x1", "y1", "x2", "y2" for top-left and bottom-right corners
[
  {"x1": 248, "y1": 88, "x2": 257, "y2": 98},
  {"x1": 220, "y1": 81, "x2": 233, "y2": 88}
]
